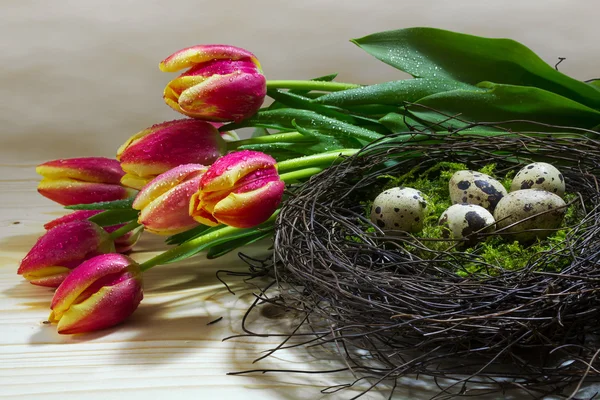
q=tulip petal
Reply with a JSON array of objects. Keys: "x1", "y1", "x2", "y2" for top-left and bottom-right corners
[
  {"x1": 37, "y1": 157, "x2": 125, "y2": 184},
  {"x1": 189, "y1": 192, "x2": 219, "y2": 226},
  {"x1": 212, "y1": 180, "x2": 285, "y2": 228},
  {"x1": 159, "y1": 44, "x2": 261, "y2": 73},
  {"x1": 120, "y1": 174, "x2": 153, "y2": 191},
  {"x1": 118, "y1": 119, "x2": 226, "y2": 180},
  {"x1": 38, "y1": 178, "x2": 136, "y2": 206},
  {"x1": 18, "y1": 220, "x2": 115, "y2": 287},
  {"x1": 44, "y1": 210, "x2": 102, "y2": 230},
  {"x1": 137, "y1": 177, "x2": 203, "y2": 235},
  {"x1": 177, "y1": 72, "x2": 266, "y2": 122},
  {"x1": 200, "y1": 150, "x2": 277, "y2": 192},
  {"x1": 133, "y1": 164, "x2": 206, "y2": 210}
]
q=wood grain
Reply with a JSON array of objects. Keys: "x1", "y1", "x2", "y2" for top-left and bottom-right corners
[{"x1": 0, "y1": 163, "x2": 422, "y2": 399}]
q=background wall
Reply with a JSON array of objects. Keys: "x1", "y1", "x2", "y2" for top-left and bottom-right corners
[{"x1": 2, "y1": 0, "x2": 598, "y2": 163}]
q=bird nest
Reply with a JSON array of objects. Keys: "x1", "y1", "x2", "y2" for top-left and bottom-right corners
[{"x1": 231, "y1": 120, "x2": 600, "y2": 399}]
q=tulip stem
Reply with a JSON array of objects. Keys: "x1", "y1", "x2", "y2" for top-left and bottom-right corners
[
  {"x1": 139, "y1": 211, "x2": 280, "y2": 272},
  {"x1": 226, "y1": 132, "x2": 309, "y2": 150},
  {"x1": 266, "y1": 80, "x2": 360, "y2": 92},
  {"x1": 108, "y1": 221, "x2": 141, "y2": 240},
  {"x1": 280, "y1": 167, "x2": 324, "y2": 183},
  {"x1": 276, "y1": 149, "x2": 359, "y2": 173}
]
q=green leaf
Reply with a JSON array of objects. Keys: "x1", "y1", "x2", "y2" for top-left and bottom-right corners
[
  {"x1": 221, "y1": 109, "x2": 383, "y2": 143},
  {"x1": 411, "y1": 82, "x2": 600, "y2": 131},
  {"x1": 163, "y1": 224, "x2": 275, "y2": 265},
  {"x1": 206, "y1": 230, "x2": 272, "y2": 259},
  {"x1": 588, "y1": 79, "x2": 600, "y2": 90},
  {"x1": 251, "y1": 127, "x2": 269, "y2": 138},
  {"x1": 351, "y1": 27, "x2": 600, "y2": 110},
  {"x1": 316, "y1": 78, "x2": 480, "y2": 106},
  {"x1": 65, "y1": 198, "x2": 135, "y2": 210},
  {"x1": 88, "y1": 209, "x2": 139, "y2": 227},
  {"x1": 379, "y1": 112, "x2": 426, "y2": 133},
  {"x1": 289, "y1": 73, "x2": 338, "y2": 96},
  {"x1": 267, "y1": 89, "x2": 357, "y2": 124}
]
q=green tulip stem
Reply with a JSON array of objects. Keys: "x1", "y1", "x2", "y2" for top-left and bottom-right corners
[
  {"x1": 108, "y1": 220, "x2": 141, "y2": 240},
  {"x1": 276, "y1": 149, "x2": 359, "y2": 173},
  {"x1": 139, "y1": 211, "x2": 280, "y2": 272},
  {"x1": 226, "y1": 132, "x2": 308, "y2": 151},
  {"x1": 279, "y1": 167, "x2": 324, "y2": 183},
  {"x1": 266, "y1": 80, "x2": 360, "y2": 92}
]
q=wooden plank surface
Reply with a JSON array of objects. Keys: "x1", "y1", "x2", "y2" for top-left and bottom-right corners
[{"x1": 0, "y1": 163, "x2": 437, "y2": 399}]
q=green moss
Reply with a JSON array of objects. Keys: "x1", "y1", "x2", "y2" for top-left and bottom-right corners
[{"x1": 368, "y1": 162, "x2": 578, "y2": 277}]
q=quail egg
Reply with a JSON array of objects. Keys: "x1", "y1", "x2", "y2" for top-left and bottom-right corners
[
  {"x1": 439, "y1": 204, "x2": 495, "y2": 245},
  {"x1": 370, "y1": 187, "x2": 428, "y2": 233},
  {"x1": 493, "y1": 189, "x2": 566, "y2": 242},
  {"x1": 511, "y1": 162, "x2": 565, "y2": 197},
  {"x1": 449, "y1": 170, "x2": 507, "y2": 212}
]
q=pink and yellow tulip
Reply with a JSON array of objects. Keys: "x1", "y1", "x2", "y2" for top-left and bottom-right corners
[
  {"x1": 49, "y1": 253, "x2": 143, "y2": 334},
  {"x1": 160, "y1": 45, "x2": 266, "y2": 122},
  {"x1": 117, "y1": 119, "x2": 226, "y2": 190},
  {"x1": 133, "y1": 164, "x2": 206, "y2": 235},
  {"x1": 44, "y1": 210, "x2": 142, "y2": 253},
  {"x1": 190, "y1": 150, "x2": 285, "y2": 228},
  {"x1": 17, "y1": 220, "x2": 115, "y2": 287},
  {"x1": 37, "y1": 157, "x2": 135, "y2": 206}
]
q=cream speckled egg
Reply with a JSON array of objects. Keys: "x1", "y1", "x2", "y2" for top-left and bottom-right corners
[
  {"x1": 511, "y1": 162, "x2": 565, "y2": 197},
  {"x1": 449, "y1": 170, "x2": 507, "y2": 212},
  {"x1": 439, "y1": 204, "x2": 495, "y2": 245},
  {"x1": 370, "y1": 187, "x2": 428, "y2": 233},
  {"x1": 493, "y1": 189, "x2": 566, "y2": 242}
]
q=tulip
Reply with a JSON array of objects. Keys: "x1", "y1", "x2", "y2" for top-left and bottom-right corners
[
  {"x1": 37, "y1": 157, "x2": 136, "y2": 206},
  {"x1": 117, "y1": 119, "x2": 226, "y2": 190},
  {"x1": 48, "y1": 253, "x2": 143, "y2": 334},
  {"x1": 17, "y1": 220, "x2": 115, "y2": 287},
  {"x1": 44, "y1": 210, "x2": 142, "y2": 253},
  {"x1": 160, "y1": 44, "x2": 266, "y2": 122},
  {"x1": 133, "y1": 164, "x2": 206, "y2": 235},
  {"x1": 189, "y1": 150, "x2": 285, "y2": 228}
]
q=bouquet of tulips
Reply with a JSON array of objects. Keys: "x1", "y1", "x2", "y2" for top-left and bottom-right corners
[{"x1": 18, "y1": 27, "x2": 600, "y2": 335}]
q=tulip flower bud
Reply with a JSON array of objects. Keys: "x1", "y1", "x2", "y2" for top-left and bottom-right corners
[
  {"x1": 117, "y1": 119, "x2": 226, "y2": 190},
  {"x1": 133, "y1": 164, "x2": 206, "y2": 235},
  {"x1": 18, "y1": 220, "x2": 115, "y2": 287},
  {"x1": 37, "y1": 157, "x2": 136, "y2": 206},
  {"x1": 190, "y1": 150, "x2": 285, "y2": 228},
  {"x1": 160, "y1": 45, "x2": 266, "y2": 122},
  {"x1": 44, "y1": 210, "x2": 142, "y2": 254},
  {"x1": 49, "y1": 253, "x2": 143, "y2": 334}
]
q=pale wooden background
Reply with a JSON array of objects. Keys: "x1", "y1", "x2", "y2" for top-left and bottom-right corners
[{"x1": 1, "y1": 1, "x2": 599, "y2": 398}]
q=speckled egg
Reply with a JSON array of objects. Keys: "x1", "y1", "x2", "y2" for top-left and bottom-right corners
[
  {"x1": 511, "y1": 162, "x2": 565, "y2": 197},
  {"x1": 370, "y1": 187, "x2": 428, "y2": 233},
  {"x1": 439, "y1": 204, "x2": 495, "y2": 245},
  {"x1": 493, "y1": 189, "x2": 566, "y2": 242},
  {"x1": 449, "y1": 170, "x2": 507, "y2": 212}
]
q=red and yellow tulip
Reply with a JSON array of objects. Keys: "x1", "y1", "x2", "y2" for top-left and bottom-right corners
[
  {"x1": 190, "y1": 150, "x2": 284, "y2": 228},
  {"x1": 160, "y1": 45, "x2": 266, "y2": 122},
  {"x1": 49, "y1": 253, "x2": 143, "y2": 334},
  {"x1": 37, "y1": 157, "x2": 135, "y2": 206},
  {"x1": 133, "y1": 164, "x2": 206, "y2": 235},
  {"x1": 18, "y1": 220, "x2": 115, "y2": 287},
  {"x1": 117, "y1": 119, "x2": 225, "y2": 190}
]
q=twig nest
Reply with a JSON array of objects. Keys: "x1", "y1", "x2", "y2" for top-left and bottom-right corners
[
  {"x1": 511, "y1": 162, "x2": 565, "y2": 197},
  {"x1": 448, "y1": 170, "x2": 507, "y2": 212},
  {"x1": 370, "y1": 187, "x2": 428, "y2": 232},
  {"x1": 439, "y1": 204, "x2": 495, "y2": 245},
  {"x1": 493, "y1": 189, "x2": 566, "y2": 242}
]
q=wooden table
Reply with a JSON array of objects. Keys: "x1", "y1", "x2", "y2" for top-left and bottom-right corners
[{"x1": 1, "y1": 163, "x2": 439, "y2": 399}]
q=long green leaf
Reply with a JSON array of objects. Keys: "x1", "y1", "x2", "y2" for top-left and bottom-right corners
[
  {"x1": 267, "y1": 89, "x2": 357, "y2": 123},
  {"x1": 65, "y1": 198, "x2": 135, "y2": 210},
  {"x1": 88, "y1": 209, "x2": 139, "y2": 227},
  {"x1": 166, "y1": 224, "x2": 213, "y2": 245},
  {"x1": 316, "y1": 78, "x2": 480, "y2": 106},
  {"x1": 352, "y1": 27, "x2": 600, "y2": 110},
  {"x1": 221, "y1": 109, "x2": 383, "y2": 143},
  {"x1": 410, "y1": 82, "x2": 600, "y2": 131}
]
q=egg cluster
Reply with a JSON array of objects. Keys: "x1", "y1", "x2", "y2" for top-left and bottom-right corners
[{"x1": 370, "y1": 162, "x2": 567, "y2": 244}]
